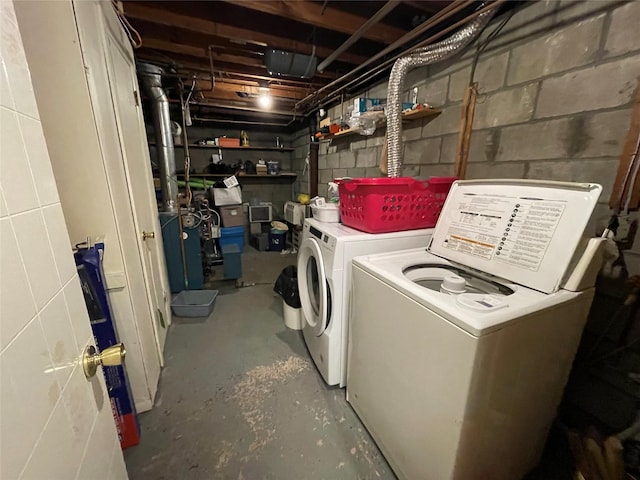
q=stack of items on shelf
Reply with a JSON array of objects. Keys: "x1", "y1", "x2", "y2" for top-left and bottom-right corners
[{"x1": 211, "y1": 176, "x2": 244, "y2": 279}]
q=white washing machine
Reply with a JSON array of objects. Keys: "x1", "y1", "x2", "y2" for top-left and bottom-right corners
[
  {"x1": 346, "y1": 180, "x2": 604, "y2": 480},
  {"x1": 297, "y1": 218, "x2": 433, "y2": 387}
]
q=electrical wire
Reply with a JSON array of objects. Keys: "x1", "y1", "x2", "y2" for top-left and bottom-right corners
[
  {"x1": 469, "y1": 10, "x2": 514, "y2": 85},
  {"x1": 180, "y1": 78, "x2": 196, "y2": 208},
  {"x1": 111, "y1": 1, "x2": 142, "y2": 49}
]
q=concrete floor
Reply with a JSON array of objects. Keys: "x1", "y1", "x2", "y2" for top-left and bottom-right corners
[{"x1": 124, "y1": 249, "x2": 395, "y2": 480}]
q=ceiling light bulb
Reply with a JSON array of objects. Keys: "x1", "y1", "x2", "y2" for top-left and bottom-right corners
[{"x1": 258, "y1": 94, "x2": 272, "y2": 109}]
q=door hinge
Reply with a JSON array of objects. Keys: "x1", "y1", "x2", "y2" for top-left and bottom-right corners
[{"x1": 133, "y1": 90, "x2": 140, "y2": 106}]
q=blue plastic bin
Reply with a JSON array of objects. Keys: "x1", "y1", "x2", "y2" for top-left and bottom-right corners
[
  {"x1": 269, "y1": 231, "x2": 286, "y2": 251},
  {"x1": 219, "y1": 226, "x2": 245, "y2": 252}
]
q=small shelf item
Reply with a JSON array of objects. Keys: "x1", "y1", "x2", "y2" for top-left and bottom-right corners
[{"x1": 318, "y1": 107, "x2": 442, "y2": 141}]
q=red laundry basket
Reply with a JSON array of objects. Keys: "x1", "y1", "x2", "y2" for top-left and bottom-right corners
[{"x1": 338, "y1": 177, "x2": 456, "y2": 233}]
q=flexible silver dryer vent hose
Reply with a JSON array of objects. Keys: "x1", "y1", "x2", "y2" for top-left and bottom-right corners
[{"x1": 386, "y1": 6, "x2": 497, "y2": 177}]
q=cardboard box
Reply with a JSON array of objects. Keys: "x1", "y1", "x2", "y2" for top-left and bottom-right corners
[
  {"x1": 256, "y1": 164, "x2": 268, "y2": 176},
  {"x1": 219, "y1": 137, "x2": 240, "y2": 147},
  {"x1": 353, "y1": 97, "x2": 382, "y2": 113},
  {"x1": 219, "y1": 204, "x2": 245, "y2": 227}
]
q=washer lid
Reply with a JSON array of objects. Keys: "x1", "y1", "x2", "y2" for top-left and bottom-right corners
[{"x1": 428, "y1": 179, "x2": 602, "y2": 294}]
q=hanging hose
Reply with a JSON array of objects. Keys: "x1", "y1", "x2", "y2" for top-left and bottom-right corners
[{"x1": 386, "y1": 5, "x2": 497, "y2": 177}]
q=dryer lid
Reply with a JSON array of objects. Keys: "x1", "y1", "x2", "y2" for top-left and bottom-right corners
[{"x1": 428, "y1": 179, "x2": 602, "y2": 294}]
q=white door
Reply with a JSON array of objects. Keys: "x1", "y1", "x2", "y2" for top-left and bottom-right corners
[
  {"x1": 1, "y1": 0, "x2": 127, "y2": 476},
  {"x1": 100, "y1": 12, "x2": 171, "y2": 355},
  {"x1": 297, "y1": 238, "x2": 330, "y2": 336}
]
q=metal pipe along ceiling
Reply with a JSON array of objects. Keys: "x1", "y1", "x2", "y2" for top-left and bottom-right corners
[
  {"x1": 296, "y1": 0, "x2": 474, "y2": 112},
  {"x1": 310, "y1": 0, "x2": 497, "y2": 111},
  {"x1": 317, "y1": 0, "x2": 400, "y2": 73},
  {"x1": 138, "y1": 62, "x2": 178, "y2": 213},
  {"x1": 386, "y1": 6, "x2": 497, "y2": 177}
]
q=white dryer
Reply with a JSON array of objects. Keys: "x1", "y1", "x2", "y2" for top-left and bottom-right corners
[
  {"x1": 347, "y1": 180, "x2": 604, "y2": 480},
  {"x1": 297, "y1": 218, "x2": 433, "y2": 387}
]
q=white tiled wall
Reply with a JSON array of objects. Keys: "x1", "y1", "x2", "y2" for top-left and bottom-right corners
[{"x1": 0, "y1": 1, "x2": 127, "y2": 478}]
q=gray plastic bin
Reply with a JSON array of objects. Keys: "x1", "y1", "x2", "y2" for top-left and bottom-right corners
[{"x1": 171, "y1": 290, "x2": 219, "y2": 317}]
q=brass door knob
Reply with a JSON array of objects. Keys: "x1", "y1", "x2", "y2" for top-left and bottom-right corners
[
  {"x1": 142, "y1": 231, "x2": 155, "y2": 240},
  {"x1": 83, "y1": 343, "x2": 126, "y2": 378}
]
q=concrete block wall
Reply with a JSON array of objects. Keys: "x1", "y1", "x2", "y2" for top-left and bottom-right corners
[{"x1": 292, "y1": 0, "x2": 640, "y2": 268}]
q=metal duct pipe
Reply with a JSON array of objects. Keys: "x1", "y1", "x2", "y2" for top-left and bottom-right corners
[
  {"x1": 317, "y1": 0, "x2": 400, "y2": 73},
  {"x1": 138, "y1": 63, "x2": 178, "y2": 212},
  {"x1": 386, "y1": 7, "x2": 496, "y2": 177}
]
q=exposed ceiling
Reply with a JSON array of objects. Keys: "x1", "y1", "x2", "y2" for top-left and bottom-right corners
[{"x1": 121, "y1": 0, "x2": 500, "y2": 126}]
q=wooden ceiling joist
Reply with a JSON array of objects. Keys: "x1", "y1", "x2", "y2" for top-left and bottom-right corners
[
  {"x1": 195, "y1": 80, "x2": 308, "y2": 101},
  {"x1": 219, "y1": 0, "x2": 405, "y2": 44},
  {"x1": 142, "y1": 38, "x2": 264, "y2": 69},
  {"x1": 136, "y1": 53, "x2": 327, "y2": 90},
  {"x1": 123, "y1": 3, "x2": 368, "y2": 65}
]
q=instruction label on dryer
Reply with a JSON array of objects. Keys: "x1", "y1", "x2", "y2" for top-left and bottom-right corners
[{"x1": 442, "y1": 194, "x2": 566, "y2": 271}]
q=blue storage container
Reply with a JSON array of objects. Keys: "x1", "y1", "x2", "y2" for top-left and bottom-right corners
[
  {"x1": 220, "y1": 226, "x2": 245, "y2": 252},
  {"x1": 221, "y1": 244, "x2": 242, "y2": 279}
]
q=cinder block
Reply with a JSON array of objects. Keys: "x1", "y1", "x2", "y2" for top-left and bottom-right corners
[
  {"x1": 366, "y1": 132, "x2": 386, "y2": 147},
  {"x1": 328, "y1": 105, "x2": 341, "y2": 120},
  {"x1": 605, "y1": 1, "x2": 640, "y2": 58},
  {"x1": 318, "y1": 169, "x2": 333, "y2": 184},
  {"x1": 402, "y1": 122, "x2": 422, "y2": 142},
  {"x1": 368, "y1": 82, "x2": 388, "y2": 99},
  {"x1": 536, "y1": 56, "x2": 640, "y2": 118},
  {"x1": 356, "y1": 147, "x2": 379, "y2": 167},
  {"x1": 350, "y1": 139, "x2": 367, "y2": 150},
  {"x1": 570, "y1": 158, "x2": 619, "y2": 198},
  {"x1": 553, "y1": 0, "x2": 621, "y2": 23},
  {"x1": 575, "y1": 109, "x2": 632, "y2": 158},
  {"x1": 418, "y1": 76, "x2": 449, "y2": 107},
  {"x1": 332, "y1": 168, "x2": 348, "y2": 179},
  {"x1": 525, "y1": 160, "x2": 573, "y2": 182},
  {"x1": 466, "y1": 161, "x2": 526, "y2": 180},
  {"x1": 482, "y1": 1, "x2": 558, "y2": 52},
  {"x1": 347, "y1": 168, "x2": 366, "y2": 178},
  {"x1": 506, "y1": 15, "x2": 604, "y2": 86},
  {"x1": 339, "y1": 151, "x2": 356, "y2": 168},
  {"x1": 318, "y1": 156, "x2": 327, "y2": 170},
  {"x1": 449, "y1": 52, "x2": 509, "y2": 102},
  {"x1": 419, "y1": 163, "x2": 456, "y2": 178},
  {"x1": 401, "y1": 165, "x2": 421, "y2": 177},
  {"x1": 364, "y1": 167, "x2": 383, "y2": 178},
  {"x1": 428, "y1": 53, "x2": 470, "y2": 81},
  {"x1": 404, "y1": 67, "x2": 429, "y2": 94},
  {"x1": 523, "y1": 156, "x2": 622, "y2": 197},
  {"x1": 439, "y1": 134, "x2": 458, "y2": 164},
  {"x1": 403, "y1": 138, "x2": 441, "y2": 165},
  {"x1": 422, "y1": 104, "x2": 461, "y2": 137},
  {"x1": 499, "y1": 110, "x2": 631, "y2": 161},
  {"x1": 326, "y1": 153, "x2": 340, "y2": 168},
  {"x1": 473, "y1": 84, "x2": 538, "y2": 129},
  {"x1": 497, "y1": 118, "x2": 569, "y2": 161},
  {"x1": 439, "y1": 130, "x2": 500, "y2": 164}
]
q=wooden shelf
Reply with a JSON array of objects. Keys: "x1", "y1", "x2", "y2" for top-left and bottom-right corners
[
  {"x1": 149, "y1": 142, "x2": 294, "y2": 152},
  {"x1": 318, "y1": 107, "x2": 442, "y2": 141}
]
